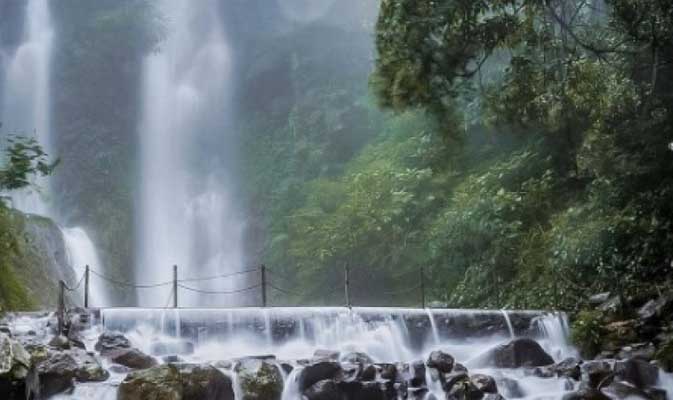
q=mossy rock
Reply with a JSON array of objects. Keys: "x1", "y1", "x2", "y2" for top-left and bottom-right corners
[{"x1": 236, "y1": 358, "x2": 284, "y2": 400}]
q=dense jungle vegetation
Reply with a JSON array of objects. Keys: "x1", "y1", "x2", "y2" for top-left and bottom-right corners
[{"x1": 244, "y1": 0, "x2": 673, "y2": 311}]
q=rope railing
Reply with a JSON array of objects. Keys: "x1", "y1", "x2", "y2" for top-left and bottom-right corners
[{"x1": 57, "y1": 263, "x2": 432, "y2": 322}]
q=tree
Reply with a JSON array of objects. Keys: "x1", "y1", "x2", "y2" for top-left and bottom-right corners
[{"x1": 0, "y1": 133, "x2": 59, "y2": 193}]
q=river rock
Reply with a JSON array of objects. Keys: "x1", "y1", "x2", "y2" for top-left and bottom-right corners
[
  {"x1": 313, "y1": 349, "x2": 340, "y2": 361},
  {"x1": 471, "y1": 373, "x2": 497, "y2": 393},
  {"x1": 118, "y1": 363, "x2": 234, "y2": 400},
  {"x1": 36, "y1": 348, "x2": 109, "y2": 397},
  {"x1": 0, "y1": 332, "x2": 38, "y2": 400},
  {"x1": 473, "y1": 338, "x2": 554, "y2": 368},
  {"x1": 637, "y1": 296, "x2": 673, "y2": 322},
  {"x1": 589, "y1": 293, "x2": 611, "y2": 306},
  {"x1": 378, "y1": 363, "x2": 397, "y2": 381},
  {"x1": 427, "y1": 350, "x2": 454, "y2": 373},
  {"x1": 95, "y1": 331, "x2": 131, "y2": 355},
  {"x1": 399, "y1": 360, "x2": 425, "y2": 387},
  {"x1": 235, "y1": 357, "x2": 284, "y2": 400},
  {"x1": 601, "y1": 381, "x2": 663, "y2": 400},
  {"x1": 581, "y1": 360, "x2": 613, "y2": 389},
  {"x1": 358, "y1": 364, "x2": 376, "y2": 381},
  {"x1": 299, "y1": 361, "x2": 343, "y2": 391},
  {"x1": 118, "y1": 364, "x2": 181, "y2": 400},
  {"x1": 341, "y1": 351, "x2": 373, "y2": 365},
  {"x1": 109, "y1": 348, "x2": 158, "y2": 370},
  {"x1": 446, "y1": 376, "x2": 483, "y2": 400},
  {"x1": 613, "y1": 358, "x2": 659, "y2": 388},
  {"x1": 441, "y1": 371, "x2": 469, "y2": 392},
  {"x1": 562, "y1": 388, "x2": 610, "y2": 400},
  {"x1": 553, "y1": 357, "x2": 582, "y2": 380},
  {"x1": 304, "y1": 379, "x2": 342, "y2": 400}
]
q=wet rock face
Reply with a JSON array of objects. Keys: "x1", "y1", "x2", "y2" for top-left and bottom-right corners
[
  {"x1": 118, "y1": 363, "x2": 234, "y2": 400},
  {"x1": 613, "y1": 358, "x2": 659, "y2": 388},
  {"x1": 473, "y1": 338, "x2": 555, "y2": 368},
  {"x1": 235, "y1": 357, "x2": 284, "y2": 400}
]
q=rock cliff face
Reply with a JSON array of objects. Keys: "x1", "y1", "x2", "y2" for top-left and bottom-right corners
[{"x1": 0, "y1": 206, "x2": 76, "y2": 311}]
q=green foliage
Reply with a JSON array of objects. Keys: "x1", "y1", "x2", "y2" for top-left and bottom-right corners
[
  {"x1": 0, "y1": 135, "x2": 58, "y2": 192},
  {"x1": 0, "y1": 204, "x2": 35, "y2": 311},
  {"x1": 571, "y1": 310, "x2": 604, "y2": 358}
]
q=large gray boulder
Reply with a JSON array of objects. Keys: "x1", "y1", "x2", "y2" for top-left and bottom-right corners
[
  {"x1": 472, "y1": 338, "x2": 554, "y2": 368},
  {"x1": 0, "y1": 332, "x2": 38, "y2": 400},
  {"x1": 613, "y1": 358, "x2": 659, "y2": 388},
  {"x1": 36, "y1": 348, "x2": 109, "y2": 397},
  {"x1": 235, "y1": 358, "x2": 284, "y2": 400},
  {"x1": 304, "y1": 379, "x2": 343, "y2": 400}
]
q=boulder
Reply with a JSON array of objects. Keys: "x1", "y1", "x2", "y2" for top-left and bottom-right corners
[
  {"x1": 581, "y1": 361, "x2": 613, "y2": 389},
  {"x1": 36, "y1": 348, "x2": 108, "y2": 397},
  {"x1": 399, "y1": 360, "x2": 425, "y2": 387},
  {"x1": 562, "y1": 388, "x2": 610, "y2": 400},
  {"x1": 235, "y1": 358, "x2": 284, "y2": 400},
  {"x1": 304, "y1": 379, "x2": 342, "y2": 400},
  {"x1": 118, "y1": 363, "x2": 234, "y2": 400},
  {"x1": 613, "y1": 358, "x2": 659, "y2": 388},
  {"x1": 118, "y1": 364, "x2": 181, "y2": 400},
  {"x1": 179, "y1": 364, "x2": 235, "y2": 400},
  {"x1": 638, "y1": 296, "x2": 673, "y2": 322},
  {"x1": 48, "y1": 335, "x2": 72, "y2": 350},
  {"x1": 109, "y1": 348, "x2": 158, "y2": 370},
  {"x1": 473, "y1": 338, "x2": 554, "y2": 368},
  {"x1": 358, "y1": 365, "x2": 376, "y2": 381},
  {"x1": 598, "y1": 297, "x2": 622, "y2": 315},
  {"x1": 589, "y1": 293, "x2": 611, "y2": 306},
  {"x1": 427, "y1": 350, "x2": 454, "y2": 373},
  {"x1": 95, "y1": 331, "x2": 131, "y2": 355},
  {"x1": 454, "y1": 363, "x2": 468, "y2": 373},
  {"x1": 299, "y1": 361, "x2": 342, "y2": 391},
  {"x1": 0, "y1": 332, "x2": 38, "y2": 400},
  {"x1": 377, "y1": 363, "x2": 397, "y2": 381},
  {"x1": 553, "y1": 357, "x2": 582, "y2": 380},
  {"x1": 150, "y1": 340, "x2": 195, "y2": 357},
  {"x1": 471, "y1": 374, "x2": 497, "y2": 393},
  {"x1": 446, "y1": 377, "x2": 483, "y2": 400},
  {"x1": 341, "y1": 352, "x2": 373, "y2": 365},
  {"x1": 602, "y1": 381, "x2": 660, "y2": 400},
  {"x1": 313, "y1": 349, "x2": 340, "y2": 361}
]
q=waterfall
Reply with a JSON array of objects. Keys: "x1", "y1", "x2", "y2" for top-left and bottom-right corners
[
  {"x1": 0, "y1": 1, "x2": 107, "y2": 306},
  {"x1": 62, "y1": 227, "x2": 108, "y2": 307},
  {"x1": 0, "y1": 0, "x2": 52, "y2": 215},
  {"x1": 137, "y1": 0, "x2": 244, "y2": 307}
]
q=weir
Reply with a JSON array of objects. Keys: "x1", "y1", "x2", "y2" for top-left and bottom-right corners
[{"x1": 93, "y1": 307, "x2": 576, "y2": 363}]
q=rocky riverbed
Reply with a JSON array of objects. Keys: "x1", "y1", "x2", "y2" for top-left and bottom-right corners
[{"x1": 1, "y1": 308, "x2": 672, "y2": 399}]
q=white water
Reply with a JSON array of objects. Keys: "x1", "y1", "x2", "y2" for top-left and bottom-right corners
[
  {"x1": 0, "y1": 0, "x2": 53, "y2": 215},
  {"x1": 0, "y1": 1, "x2": 108, "y2": 307},
  {"x1": 62, "y1": 227, "x2": 108, "y2": 307},
  {"x1": 137, "y1": 0, "x2": 245, "y2": 307}
]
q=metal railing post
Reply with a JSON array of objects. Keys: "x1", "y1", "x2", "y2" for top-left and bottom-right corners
[
  {"x1": 344, "y1": 264, "x2": 351, "y2": 308},
  {"x1": 173, "y1": 265, "x2": 178, "y2": 308},
  {"x1": 57, "y1": 280, "x2": 65, "y2": 335},
  {"x1": 420, "y1": 266, "x2": 426, "y2": 309},
  {"x1": 84, "y1": 265, "x2": 90, "y2": 308},
  {"x1": 261, "y1": 265, "x2": 267, "y2": 307}
]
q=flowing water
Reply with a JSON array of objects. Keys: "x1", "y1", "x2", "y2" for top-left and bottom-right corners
[
  {"x1": 0, "y1": 0, "x2": 107, "y2": 305},
  {"x1": 137, "y1": 0, "x2": 245, "y2": 307},
  {"x1": 0, "y1": 308, "x2": 620, "y2": 400}
]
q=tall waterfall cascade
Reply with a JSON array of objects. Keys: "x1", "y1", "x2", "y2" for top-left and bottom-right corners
[
  {"x1": 137, "y1": 0, "x2": 245, "y2": 307},
  {"x1": 0, "y1": 0, "x2": 107, "y2": 307}
]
